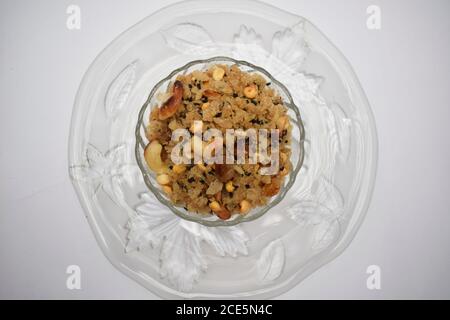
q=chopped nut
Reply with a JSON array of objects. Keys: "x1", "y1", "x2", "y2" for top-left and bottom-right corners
[
  {"x1": 158, "y1": 80, "x2": 183, "y2": 120},
  {"x1": 212, "y1": 67, "x2": 225, "y2": 81},
  {"x1": 244, "y1": 84, "x2": 258, "y2": 99},
  {"x1": 209, "y1": 201, "x2": 221, "y2": 212},
  {"x1": 168, "y1": 119, "x2": 181, "y2": 131},
  {"x1": 201, "y1": 102, "x2": 209, "y2": 111},
  {"x1": 197, "y1": 162, "x2": 208, "y2": 172},
  {"x1": 172, "y1": 164, "x2": 186, "y2": 174},
  {"x1": 225, "y1": 181, "x2": 235, "y2": 192},
  {"x1": 162, "y1": 185, "x2": 172, "y2": 194},
  {"x1": 233, "y1": 165, "x2": 245, "y2": 175},
  {"x1": 240, "y1": 200, "x2": 251, "y2": 214},
  {"x1": 280, "y1": 166, "x2": 289, "y2": 176},
  {"x1": 157, "y1": 174, "x2": 170, "y2": 185},
  {"x1": 276, "y1": 116, "x2": 288, "y2": 130},
  {"x1": 280, "y1": 152, "x2": 288, "y2": 163},
  {"x1": 203, "y1": 89, "x2": 221, "y2": 98},
  {"x1": 209, "y1": 201, "x2": 231, "y2": 220},
  {"x1": 262, "y1": 180, "x2": 281, "y2": 196},
  {"x1": 261, "y1": 175, "x2": 271, "y2": 184}
]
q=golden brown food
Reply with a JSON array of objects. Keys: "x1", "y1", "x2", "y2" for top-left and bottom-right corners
[
  {"x1": 158, "y1": 80, "x2": 184, "y2": 120},
  {"x1": 144, "y1": 64, "x2": 292, "y2": 219}
]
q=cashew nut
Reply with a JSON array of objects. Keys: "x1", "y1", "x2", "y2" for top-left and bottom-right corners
[{"x1": 144, "y1": 140, "x2": 165, "y2": 173}]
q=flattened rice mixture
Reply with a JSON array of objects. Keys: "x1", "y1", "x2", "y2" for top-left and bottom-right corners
[{"x1": 144, "y1": 64, "x2": 292, "y2": 220}]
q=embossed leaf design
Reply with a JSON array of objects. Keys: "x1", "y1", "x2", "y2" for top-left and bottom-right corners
[
  {"x1": 232, "y1": 25, "x2": 268, "y2": 66},
  {"x1": 159, "y1": 226, "x2": 208, "y2": 292},
  {"x1": 272, "y1": 21, "x2": 310, "y2": 71},
  {"x1": 234, "y1": 25, "x2": 263, "y2": 46},
  {"x1": 161, "y1": 23, "x2": 215, "y2": 55},
  {"x1": 288, "y1": 177, "x2": 343, "y2": 251},
  {"x1": 286, "y1": 72, "x2": 323, "y2": 104},
  {"x1": 256, "y1": 239, "x2": 285, "y2": 282},
  {"x1": 69, "y1": 143, "x2": 134, "y2": 205},
  {"x1": 126, "y1": 192, "x2": 249, "y2": 292},
  {"x1": 232, "y1": 21, "x2": 311, "y2": 74},
  {"x1": 69, "y1": 165, "x2": 101, "y2": 183},
  {"x1": 86, "y1": 144, "x2": 107, "y2": 171},
  {"x1": 199, "y1": 225, "x2": 249, "y2": 257},
  {"x1": 105, "y1": 61, "x2": 137, "y2": 119},
  {"x1": 290, "y1": 177, "x2": 344, "y2": 219},
  {"x1": 328, "y1": 103, "x2": 352, "y2": 163}
]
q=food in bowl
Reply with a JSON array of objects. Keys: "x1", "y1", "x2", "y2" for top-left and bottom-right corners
[{"x1": 143, "y1": 64, "x2": 292, "y2": 220}]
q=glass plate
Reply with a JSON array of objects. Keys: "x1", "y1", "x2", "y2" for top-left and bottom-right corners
[{"x1": 69, "y1": 0, "x2": 378, "y2": 299}]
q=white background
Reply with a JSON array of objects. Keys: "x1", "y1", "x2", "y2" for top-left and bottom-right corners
[{"x1": 1, "y1": 0, "x2": 449, "y2": 299}]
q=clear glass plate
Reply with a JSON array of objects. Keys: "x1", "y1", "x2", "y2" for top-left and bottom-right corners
[{"x1": 69, "y1": 0, "x2": 378, "y2": 299}]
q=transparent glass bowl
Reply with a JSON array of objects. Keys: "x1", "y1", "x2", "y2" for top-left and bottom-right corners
[
  {"x1": 135, "y1": 56, "x2": 305, "y2": 226},
  {"x1": 69, "y1": 0, "x2": 378, "y2": 299}
]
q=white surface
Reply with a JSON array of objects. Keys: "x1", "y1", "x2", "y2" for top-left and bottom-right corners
[{"x1": 1, "y1": 0, "x2": 449, "y2": 299}]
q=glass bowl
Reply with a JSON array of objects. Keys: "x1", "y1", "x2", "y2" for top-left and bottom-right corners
[
  {"x1": 69, "y1": 0, "x2": 377, "y2": 299},
  {"x1": 135, "y1": 56, "x2": 305, "y2": 227}
]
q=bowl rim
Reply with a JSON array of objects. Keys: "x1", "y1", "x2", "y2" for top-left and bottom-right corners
[{"x1": 135, "y1": 56, "x2": 306, "y2": 227}]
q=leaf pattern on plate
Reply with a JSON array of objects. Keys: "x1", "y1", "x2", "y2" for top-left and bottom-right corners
[
  {"x1": 105, "y1": 61, "x2": 137, "y2": 119},
  {"x1": 285, "y1": 72, "x2": 324, "y2": 104},
  {"x1": 256, "y1": 239, "x2": 285, "y2": 282},
  {"x1": 328, "y1": 102, "x2": 352, "y2": 163},
  {"x1": 232, "y1": 21, "x2": 310, "y2": 75},
  {"x1": 271, "y1": 21, "x2": 310, "y2": 71},
  {"x1": 69, "y1": 143, "x2": 138, "y2": 205},
  {"x1": 288, "y1": 177, "x2": 344, "y2": 251},
  {"x1": 161, "y1": 23, "x2": 215, "y2": 55},
  {"x1": 126, "y1": 192, "x2": 249, "y2": 292},
  {"x1": 232, "y1": 25, "x2": 267, "y2": 66}
]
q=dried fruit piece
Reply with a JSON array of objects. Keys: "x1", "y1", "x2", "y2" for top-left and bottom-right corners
[
  {"x1": 262, "y1": 180, "x2": 281, "y2": 197},
  {"x1": 203, "y1": 89, "x2": 221, "y2": 98},
  {"x1": 215, "y1": 207, "x2": 231, "y2": 220},
  {"x1": 215, "y1": 164, "x2": 235, "y2": 183},
  {"x1": 209, "y1": 201, "x2": 231, "y2": 220},
  {"x1": 158, "y1": 80, "x2": 183, "y2": 120}
]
